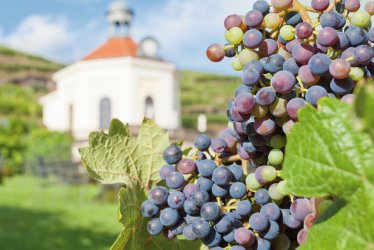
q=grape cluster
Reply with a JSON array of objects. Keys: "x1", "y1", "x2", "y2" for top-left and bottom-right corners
[{"x1": 141, "y1": 0, "x2": 373, "y2": 249}]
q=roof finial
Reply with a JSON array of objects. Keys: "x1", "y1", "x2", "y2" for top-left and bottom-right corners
[{"x1": 107, "y1": 0, "x2": 134, "y2": 36}]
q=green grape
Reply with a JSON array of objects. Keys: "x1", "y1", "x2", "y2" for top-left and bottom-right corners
[
  {"x1": 349, "y1": 67, "x2": 364, "y2": 81},
  {"x1": 269, "y1": 183, "x2": 284, "y2": 200},
  {"x1": 270, "y1": 135, "x2": 286, "y2": 149},
  {"x1": 272, "y1": 234, "x2": 291, "y2": 250},
  {"x1": 280, "y1": 25, "x2": 295, "y2": 41},
  {"x1": 246, "y1": 173, "x2": 262, "y2": 190},
  {"x1": 268, "y1": 149, "x2": 284, "y2": 165},
  {"x1": 351, "y1": 10, "x2": 371, "y2": 28},
  {"x1": 252, "y1": 104, "x2": 268, "y2": 118},
  {"x1": 225, "y1": 27, "x2": 244, "y2": 44},
  {"x1": 238, "y1": 48, "x2": 259, "y2": 65},
  {"x1": 318, "y1": 200, "x2": 334, "y2": 215},
  {"x1": 262, "y1": 165, "x2": 277, "y2": 182},
  {"x1": 232, "y1": 57, "x2": 243, "y2": 71},
  {"x1": 269, "y1": 98, "x2": 288, "y2": 117},
  {"x1": 264, "y1": 13, "x2": 281, "y2": 29},
  {"x1": 277, "y1": 180, "x2": 291, "y2": 196}
]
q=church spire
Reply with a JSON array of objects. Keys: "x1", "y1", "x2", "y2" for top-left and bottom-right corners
[{"x1": 107, "y1": 0, "x2": 134, "y2": 36}]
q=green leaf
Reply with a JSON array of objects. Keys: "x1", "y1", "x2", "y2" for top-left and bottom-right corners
[
  {"x1": 109, "y1": 118, "x2": 130, "y2": 136},
  {"x1": 112, "y1": 186, "x2": 202, "y2": 250},
  {"x1": 354, "y1": 83, "x2": 374, "y2": 140},
  {"x1": 283, "y1": 97, "x2": 374, "y2": 249},
  {"x1": 79, "y1": 118, "x2": 169, "y2": 189},
  {"x1": 283, "y1": 98, "x2": 374, "y2": 199}
]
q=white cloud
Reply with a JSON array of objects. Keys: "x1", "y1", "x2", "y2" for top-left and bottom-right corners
[
  {"x1": 0, "y1": 15, "x2": 73, "y2": 62},
  {"x1": 131, "y1": 0, "x2": 252, "y2": 74},
  {"x1": 0, "y1": 15, "x2": 106, "y2": 63}
]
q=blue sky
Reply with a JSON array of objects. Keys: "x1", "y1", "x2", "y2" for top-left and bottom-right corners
[{"x1": 0, "y1": 0, "x2": 253, "y2": 75}]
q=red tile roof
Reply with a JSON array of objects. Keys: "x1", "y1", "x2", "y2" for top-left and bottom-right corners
[{"x1": 83, "y1": 36, "x2": 138, "y2": 60}]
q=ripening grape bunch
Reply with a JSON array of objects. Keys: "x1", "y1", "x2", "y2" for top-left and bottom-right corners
[
  {"x1": 140, "y1": 0, "x2": 374, "y2": 249},
  {"x1": 142, "y1": 139, "x2": 333, "y2": 249}
]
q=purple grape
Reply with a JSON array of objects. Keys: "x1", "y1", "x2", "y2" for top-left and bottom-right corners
[
  {"x1": 281, "y1": 209, "x2": 302, "y2": 229},
  {"x1": 290, "y1": 199, "x2": 312, "y2": 221},
  {"x1": 354, "y1": 45, "x2": 374, "y2": 64},
  {"x1": 330, "y1": 77, "x2": 355, "y2": 95},
  {"x1": 242, "y1": 67, "x2": 261, "y2": 86},
  {"x1": 305, "y1": 86, "x2": 328, "y2": 106},
  {"x1": 345, "y1": 0, "x2": 360, "y2": 11},
  {"x1": 214, "y1": 216, "x2": 233, "y2": 235},
  {"x1": 243, "y1": 29, "x2": 263, "y2": 49},
  {"x1": 159, "y1": 164, "x2": 176, "y2": 180},
  {"x1": 212, "y1": 183, "x2": 229, "y2": 197},
  {"x1": 308, "y1": 54, "x2": 331, "y2": 76},
  {"x1": 249, "y1": 212, "x2": 269, "y2": 231},
  {"x1": 163, "y1": 144, "x2": 182, "y2": 164},
  {"x1": 245, "y1": 10, "x2": 263, "y2": 28},
  {"x1": 211, "y1": 138, "x2": 228, "y2": 153},
  {"x1": 292, "y1": 43, "x2": 315, "y2": 65},
  {"x1": 260, "y1": 203, "x2": 281, "y2": 221},
  {"x1": 318, "y1": 27, "x2": 338, "y2": 47},
  {"x1": 228, "y1": 163, "x2": 243, "y2": 182},
  {"x1": 184, "y1": 199, "x2": 200, "y2": 215},
  {"x1": 261, "y1": 220, "x2": 280, "y2": 240},
  {"x1": 285, "y1": 11, "x2": 302, "y2": 26},
  {"x1": 194, "y1": 134, "x2": 211, "y2": 151},
  {"x1": 285, "y1": 39, "x2": 300, "y2": 53},
  {"x1": 297, "y1": 228, "x2": 308, "y2": 245},
  {"x1": 149, "y1": 186, "x2": 169, "y2": 205},
  {"x1": 234, "y1": 93, "x2": 256, "y2": 114},
  {"x1": 265, "y1": 54, "x2": 285, "y2": 73},
  {"x1": 299, "y1": 65, "x2": 320, "y2": 86},
  {"x1": 286, "y1": 98, "x2": 306, "y2": 120},
  {"x1": 201, "y1": 202, "x2": 220, "y2": 221},
  {"x1": 254, "y1": 188, "x2": 270, "y2": 205},
  {"x1": 183, "y1": 224, "x2": 198, "y2": 240},
  {"x1": 171, "y1": 220, "x2": 186, "y2": 235},
  {"x1": 259, "y1": 39, "x2": 278, "y2": 57},
  {"x1": 244, "y1": 60, "x2": 265, "y2": 74},
  {"x1": 192, "y1": 218, "x2": 211, "y2": 238},
  {"x1": 147, "y1": 218, "x2": 164, "y2": 235},
  {"x1": 177, "y1": 158, "x2": 196, "y2": 174},
  {"x1": 345, "y1": 26, "x2": 368, "y2": 46},
  {"x1": 333, "y1": 32, "x2": 350, "y2": 51},
  {"x1": 253, "y1": 0, "x2": 270, "y2": 15},
  {"x1": 236, "y1": 200, "x2": 252, "y2": 217},
  {"x1": 271, "y1": 70, "x2": 296, "y2": 94},
  {"x1": 167, "y1": 190, "x2": 186, "y2": 209},
  {"x1": 312, "y1": 0, "x2": 330, "y2": 11},
  {"x1": 229, "y1": 182, "x2": 247, "y2": 199},
  {"x1": 320, "y1": 11, "x2": 340, "y2": 28},
  {"x1": 160, "y1": 207, "x2": 180, "y2": 227},
  {"x1": 183, "y1": 183, "x2": 199, "y2": 199},
  {"x1": 202, "y1": 229, "x2": 222, "y2": 248},
  {"x1": 283, "y1": 58, "x2": 300, "y2": 75},
  {"x1": 166, "y1": 172, "x2": 185, "y2": 189},
  {"x1": 212, "y1": 167, "x2": 233, "y2": 186},
  {"x1": 224, "y1": 14, "x2": 243, "y2": 30},
  {"x1": 191, "y1": 190, "x2": 210, "y2": 207},
  {"x1": 196, "y1": 159, "x2": 217, "y2": 177},
  {"x1": 295, "y1": 22, "x2": 313, "y2": 39},
  {"x1": 234, "y1": 227, "x2": 255, "y2": 246},
  {"x1": 141, "y1": 200, "x2": 160, "y2": 218},
  {"x1": 254, "y1": 116, "x2": 276, "y2": 136},
  {"x1": 197, "y1": 176, "x2": 214, "y2": 191},
  {"x1": 256, "y1": 87, "x2": 276, "y2": 106}
]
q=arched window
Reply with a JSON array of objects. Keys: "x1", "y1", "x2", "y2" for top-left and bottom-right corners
[
  {"x1": 144, "y1": 96, "x2": 155, "y2": 119},
  {"x1": 100, "y1": 97, "x2": 111, "y2": 130}
]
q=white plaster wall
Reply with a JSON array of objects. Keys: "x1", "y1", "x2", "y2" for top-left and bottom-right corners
[{"x1": 40, "y1": 56, "x2": 180, "y2": 143}]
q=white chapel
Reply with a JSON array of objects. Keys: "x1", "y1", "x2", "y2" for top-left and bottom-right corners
[{"x1": 40, "y1": 0, "x2": 181, "y2": 144}]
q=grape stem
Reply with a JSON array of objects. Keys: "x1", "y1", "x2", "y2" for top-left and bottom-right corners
[
  {"x1": 242, "y1": 159, "x2": 249, "y2": 177},
  {"x1": 221, "y1": 154, "x2": 241, "y2": 164},
  {"x1": 292, "y1": 0, "x2": 311, "y2": 23}
]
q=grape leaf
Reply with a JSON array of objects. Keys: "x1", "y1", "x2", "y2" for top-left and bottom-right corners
[
  {"x1": 282, "y1": 98, "x2": 374, "y2": 249},
  {"x1": 79, "y1": 118, "x2": 169, "y2": 189},
  {"x1": 354, "y1": 83, "x2": 374, "y2": 141},
  {"x1": 112, "y1": 186, "x2": 202, "y2": 250}
]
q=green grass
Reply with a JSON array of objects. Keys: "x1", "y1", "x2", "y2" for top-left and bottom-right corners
[
  {"x1": 0, "y1": 176, "x2": 121, "y2": 250},
  {"x1": 180, "y1": 71, "x2": 240, "y2": 128}
]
